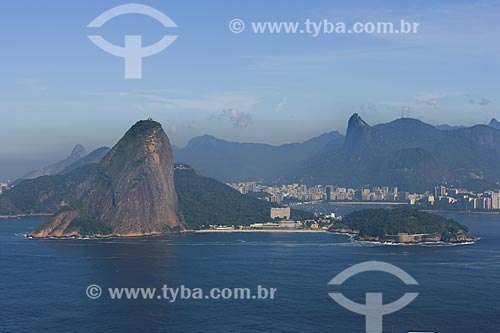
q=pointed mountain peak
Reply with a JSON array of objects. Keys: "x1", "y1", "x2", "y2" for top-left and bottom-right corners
[
  {"x1": 489, "y1": 118, "x2": 500, "y2": 129},
  {"x1": 348, "y1": 113, "x2": 370, "y2": 129},
  {"x1": 71, "y1": 144, "x2": 86, "y2": 156},
  {"x1": 123, "y1": 119, "x2": 163, "y2": 138},
  {"x1": 344, "y1": 114, "x2": 373, "y2": 154},
  {"x1": 21, "y1": 144, "x2": 87, "y2": 179}
]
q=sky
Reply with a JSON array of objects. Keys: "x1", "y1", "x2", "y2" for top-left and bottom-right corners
[{"x1": 1, "y1": 0, "x2": 499, "y2": 179}]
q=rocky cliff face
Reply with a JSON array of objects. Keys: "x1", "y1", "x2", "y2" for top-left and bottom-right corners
[
  {"x1": 343, "y1": 113, "x2": 373, "y2": 155},
  {"x1": 29, "y1": 119, "x2": 181, "y2": 237}
]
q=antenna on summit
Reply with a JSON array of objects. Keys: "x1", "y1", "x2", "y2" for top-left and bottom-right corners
[{"x1": 400, "y1": 107, "x2": 410, "y2": 119}]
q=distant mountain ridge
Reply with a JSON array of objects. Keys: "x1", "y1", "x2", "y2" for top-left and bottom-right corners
[
  {"x1": 11, "y1": 115, "x2": 500, "y2": 194},
  {"x1": 19, "y1": 145, "x2": 111, "y2": 181},
  {"x1": 288, "y1": 114, "x2": 500, "y2": 192},
  {"x1": 435, "y1": 124, "x2": 466, "y2": 131},
  {"x1": 60, "y1": 147, "x2": 110, "y2": 174},
  {"x1": 174, "y1": 131, "x2": 344, "y2": 182},
  {"x1": 22, "y1": 144, "x2": 87, "y2": 179}
]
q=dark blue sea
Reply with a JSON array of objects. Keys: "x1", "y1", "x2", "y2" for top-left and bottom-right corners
[{"x1": 1, "y1": 211, "x2": 499, "y2": 332}]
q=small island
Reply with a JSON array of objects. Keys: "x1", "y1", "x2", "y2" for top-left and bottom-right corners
[{"x1": 329, "y1": 207, "x2": 475, "y2": 244}]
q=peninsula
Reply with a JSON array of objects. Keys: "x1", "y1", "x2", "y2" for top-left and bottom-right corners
[{"x1": 329, "y1": 207, "x2": 475, "y2": 244}]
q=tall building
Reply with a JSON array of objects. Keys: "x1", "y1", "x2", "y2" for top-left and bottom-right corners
[
  {"x1": 325, "y1": 186, "x2": 333, "y2": 201},
  {"x1": 439, "y1": 186, "x2": 447, "y2": 197},
  {"x1": 392, "y1": 187, "x2": 399, "y2": 200},
  {"x1": 491, "y1": 192, "x2": 500, "y2": 210},
  {"x1": 0, "y1": 182, "x2": 8, "y2": 195},
  {"x1": 270, "y1": 207, "x2": 291, "y2": 220}
]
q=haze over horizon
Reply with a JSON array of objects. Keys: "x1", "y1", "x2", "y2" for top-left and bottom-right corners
[
  {"x1": 2, "y1": 113, "x2": 499, "y2": 180},
  {"x1": 1, "y1": 0, "x2": 499, "y2": 178}
]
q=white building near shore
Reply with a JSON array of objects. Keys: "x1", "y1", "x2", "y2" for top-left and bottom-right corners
[
  {"x1": 270, "y1": 207, "x2": 291, "y2": 219},
  {"x1": 0, "y1": 182, "x2": 9, "y2": 195}
]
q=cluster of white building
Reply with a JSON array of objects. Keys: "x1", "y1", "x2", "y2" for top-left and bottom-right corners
[
  {"x1": 228, "y1": 182, "x2": 404, "y2": 203},
  {"x1": 207, "y1": 207, "x2": 326, "y2": 231},
  {"x1": 0, "y1": 181, "x2": 10, "y2": 195},
  {"x1": 228, "y1": 182, "x2": 323, "y2": 204},
  {"x1": 414, "y1": 186, "x2": 500, "y2": 211}
]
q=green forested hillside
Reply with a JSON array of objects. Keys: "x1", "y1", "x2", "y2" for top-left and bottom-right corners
[
  {"x1": 0, "y1": 164, "x2": 98, "y2": 215},
  {"x1": 337, "y1": 207, "x2": 470, "y2": 240},
  {"x1": 174, "y1": 166, "x2": 311, "y2": 229}
]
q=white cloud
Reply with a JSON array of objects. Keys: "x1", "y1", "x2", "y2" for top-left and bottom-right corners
[
  {"x1": 275, "y1": 96, "x2": 288, "y2": 113},
  {"x1": 414, "y1": 91, "x2": 463, "y2": 109},
  {"x1": 469, "y1": 97, "x2": 491, "y2": 106},
  {"x1": 382, "y1": 91, "x2": 464, "y2": 111},
  {"x1": 90, "y1": 90, "x2": 260, "y2": 112},
  {"x1": 216, "y1": 108, "x2": 253, "y2": 128}
]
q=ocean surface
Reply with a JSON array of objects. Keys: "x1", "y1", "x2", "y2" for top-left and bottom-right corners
[{"x1": 1, "y1": 210, "x2": 499, "y2": 332}]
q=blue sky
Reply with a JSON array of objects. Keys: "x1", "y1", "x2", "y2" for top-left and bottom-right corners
[{"x1": 1, "y1": 0, "x2": 499, "y2": 179}]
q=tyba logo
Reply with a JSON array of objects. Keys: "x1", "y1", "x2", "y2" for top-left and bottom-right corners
[
  {"x1": 328, "y1": 261, "x2": 419, "y2": 333},
  {"x1": 87, "y1": 3, "x2": 178, "y2": 79}
]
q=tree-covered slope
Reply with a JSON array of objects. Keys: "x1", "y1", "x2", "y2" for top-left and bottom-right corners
[
  {"x1": 0, "y1": 164, "x2": 98, "y2": 215},
  {"x1": 1, "y1": 162, "x2": 311, "y2": 231},
  {"x1": 331, "y1": 207, "x2": 473, "y2": 242},
  {"x1": 174, "y1": 166, "x2": 311, "y2": 229}
]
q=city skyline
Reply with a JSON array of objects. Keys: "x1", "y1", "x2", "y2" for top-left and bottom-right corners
[{"x1": 229, "y1": 181, "x2": 500, "y2": 211}]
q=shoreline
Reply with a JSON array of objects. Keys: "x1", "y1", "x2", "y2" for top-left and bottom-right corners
[
  {"x1": 331, "y1": 231, "x2": 476, "y2": 246},
  {"x1": 331, "y1": 232, "x2": 477, "y2": 246},
  {"x1": 354, "y1": 239, "x2": 477, "y2": 246},
  {"x1": 423, "y1": 209, "x2": 500, "y2": 215},
  {"x1": 0, "y1": 213, "x2": 53, "y2": 219},
  {"x1": 25, "y1": 229, "x2": 476, "y2": 246},
  {"x1": 295, "y1": 202, "x2": 500, "y2": 214},
  {"x1": 191, "y1": 229, "x2": 327, "y2": 233},
  {"x1": 292, "y1": 201, "x2": 405, "y2": 205},
  {"x1": 26, "y1": 231, "x2": 165, "y2": 240},
  {"x1": 24, "y1": 229, "x2": 328, "y2": 239}
]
